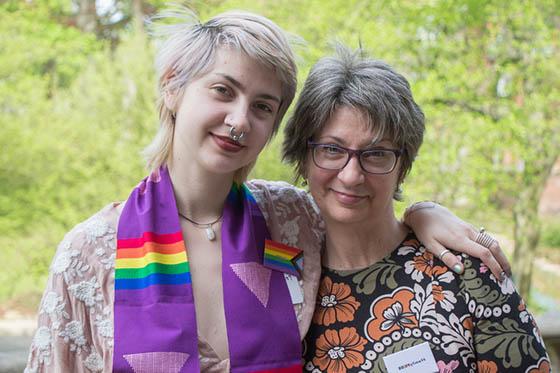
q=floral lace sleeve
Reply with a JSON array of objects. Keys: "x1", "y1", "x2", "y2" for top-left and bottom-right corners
[
  {"x1": 25, "y1": 203, "x2": 120, "y2": 373},
  {"x1": 246, "y1": 179, "x2": 324, "y2": 338}
]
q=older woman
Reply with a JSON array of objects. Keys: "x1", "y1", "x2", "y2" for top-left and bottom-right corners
[
  {"x1": 283, "y1": 47, "x2": 551, "y2": 372},
  {"x1": 26, "y1": 9, "x2": 510, "y2": 373}
]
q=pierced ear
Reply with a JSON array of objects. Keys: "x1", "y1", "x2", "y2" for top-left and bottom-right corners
[
  {"x1": 300, "y1": 164, "x2": 310, "y2": 186},
  {"x1": 163, "y1": 89, "x2": 178, "y2": 112},
  {"x1": 162, "y1": 68, "x2": 179, "y2": 112}
]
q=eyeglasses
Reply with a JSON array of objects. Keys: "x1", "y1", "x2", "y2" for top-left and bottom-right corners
[{"x1": 307, "y1": 141, "x2": 402, "y2": 175}]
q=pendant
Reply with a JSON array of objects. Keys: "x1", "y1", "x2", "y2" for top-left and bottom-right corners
[{"x1": 205, "y1": 226, "x2": 216, "y2": 241}]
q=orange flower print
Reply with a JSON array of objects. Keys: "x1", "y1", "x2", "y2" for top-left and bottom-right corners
[
  {"x1": 433, "y1": 284, "x2": 445, "y2": 302},
  {"x1": 402, "y1": 238, "x2": 422, "y2": 249},
  {"x1": 527, "y1": 357, "x2": 551, "y2": 373},
  {"x1": 404, "y1": 250, "x2": 448, "y2": 281},
  {"x1": 462, "y1": 316, "x2": 474, "y2": 333},
  {"x1": 313, "y1": 276, "x2": 360, "y2": 326},
  {"x1": 477, "y1": 360, "x2": 498, "y2": 373},
  {"x1": 313, "y1": 327, "x2": 367, "y2": 373},
  {"x1": 365, "y1": 287, "x2": 418, "y2": 341},
  {"x1": 432, "y1": 283, "x2": 457, "y2": 311}
]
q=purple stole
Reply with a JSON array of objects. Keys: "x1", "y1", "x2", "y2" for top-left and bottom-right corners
[{"x1": 113, "y1": 168, "x2": 302, "y2": 372}]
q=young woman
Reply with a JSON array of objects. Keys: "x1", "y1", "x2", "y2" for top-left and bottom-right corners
[{"x1": 25, "y1": 10, "x2": 510, "y2": 373}]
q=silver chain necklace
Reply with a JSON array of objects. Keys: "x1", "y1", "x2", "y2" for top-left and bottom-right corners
[{"x1": 178, "y1": 211, "x2": 222, "y2": 241}]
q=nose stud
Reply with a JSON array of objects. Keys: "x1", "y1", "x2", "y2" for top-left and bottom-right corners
[{"x1": 229, "y1": 126, "x2": 245, "y2": 142}]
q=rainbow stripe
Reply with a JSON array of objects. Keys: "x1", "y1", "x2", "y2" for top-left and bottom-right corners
[
  {"x1": 115, "y1": 231, "x2": 190, "y2": 290},
  {"x1": 263, "y1": 240, "x2": 303, "y2": 278},
  {"x1": 228, "y1": 183, "x2": 257, "y2": 204}
]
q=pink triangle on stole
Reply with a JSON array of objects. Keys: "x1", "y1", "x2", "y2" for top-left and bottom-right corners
[
  {"x1": 230, "y1": 262, "x2": 272, "y2": 307},
  {"x1": 123, "y1": 351, "x2": 190, "y2": 373}
]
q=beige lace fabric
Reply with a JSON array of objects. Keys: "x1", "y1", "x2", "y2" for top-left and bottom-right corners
[{"x1": 24, "y1": 180, "x2": 324, "y2": 373}]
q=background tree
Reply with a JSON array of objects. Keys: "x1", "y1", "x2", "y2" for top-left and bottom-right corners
[
  {"x1": 76, "y1": 0, "x2": 97, "y2": 33},
  {"x1": 1, "y1": 0, "x2": 558, "y2": 312},
  {"x1": 388, "y1": 0, "x2": 560, "y2": 298},
  {"x1": 0, "y1": 0, "x2": 155, "y2": 307}
]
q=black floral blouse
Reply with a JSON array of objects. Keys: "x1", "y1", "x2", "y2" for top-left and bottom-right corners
[{"x1": 303, "y1": 233, "x2": 550, "y2": 373}]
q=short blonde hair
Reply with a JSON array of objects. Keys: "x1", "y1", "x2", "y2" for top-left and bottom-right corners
[{"x1": 143, "y1": 7, "x2": 298, "y2": 182}]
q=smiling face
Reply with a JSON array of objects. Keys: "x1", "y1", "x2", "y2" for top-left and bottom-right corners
[
  {"x1": 169, "y1": 48, "x2": 283, "y2": 178},
  {"x1": 306, "y1": 106, "x2": 401, "y2": 226}
]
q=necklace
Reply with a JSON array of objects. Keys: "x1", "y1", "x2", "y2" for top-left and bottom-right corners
[{"x1": 178, "y1": 211, "x2": 223, "y2": 241}]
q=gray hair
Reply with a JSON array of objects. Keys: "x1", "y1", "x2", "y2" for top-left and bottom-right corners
[
  {"x1": 143, "y1": 6, "x2": 298, "y2": 181},
  {"x1": 282, "y1": 45, "x2": 425, "y2": 200}
]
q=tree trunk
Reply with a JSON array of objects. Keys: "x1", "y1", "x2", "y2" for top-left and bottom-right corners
[
  {"x1": 76, "y1": 0, "x2": 97, "y2": 33},
  {"x1": 512, "y1": 155, "x2": 558, "y2": 300},
  {"x1": 512, "y1": 185, "x2": 541, "y2": 300},
  {"x1": 131, "y1": 0, "x2": 144, "y2": 33}
]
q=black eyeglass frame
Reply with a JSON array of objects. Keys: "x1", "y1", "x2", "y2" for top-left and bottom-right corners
[{"x1": 307, "y1": 140, "x2": 403, "y2": 175}]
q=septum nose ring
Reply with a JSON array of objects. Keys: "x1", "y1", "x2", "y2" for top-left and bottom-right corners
[{"x1": 229, "y1": 126, "x2": 245, "y2": 142}]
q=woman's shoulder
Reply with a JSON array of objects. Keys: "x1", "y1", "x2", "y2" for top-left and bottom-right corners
[
  {"x1": 395, "y1": 232, "x2": 527, "y2": 313},
  {"x1": 246, "y1": 179, "x2": 312, "y2": 204},
  {"x1": 47, "y1": 201, "x2": 121, "y2": 304},
  {"x1": 247, "y1": 179, "x2": 322, "y2": 226},
  {"x1": 74, "y1": 202, "x2": 121, "y2": 239},
  {"x1": 44, "y1": 201, "x2": 122, "y2": 318},
  {"x1": 54, "y1": 202, "x2": 121, "y2": 271},
  {"x1": 404, "y1": 236, "x2": 529, "y2": 321}
]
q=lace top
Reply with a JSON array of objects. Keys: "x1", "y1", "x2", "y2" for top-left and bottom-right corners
[
  {"x1": 25, "y1": 180, "x2": 324, "y2": 373},
  {"x1": 303, "y1": 233, "x2": 550, "y2": 373}
]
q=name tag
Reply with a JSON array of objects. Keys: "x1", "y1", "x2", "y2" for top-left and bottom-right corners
[
  {"x1": 382, "y1": 342, "x2": 438, "y2": 373},
  {"x1": 284, "y1": 274, "x2": 303, "y2": 304}
]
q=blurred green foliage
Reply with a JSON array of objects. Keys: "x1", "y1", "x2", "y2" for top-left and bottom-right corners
[
  {"x1": 542, "y1": 220, "x2": 560, "y2": 248},
  {"x1": 0, "y1": 1, "x2": 157, "y2": 307},
  {"x1": 0, "y1": 0, "x2": 558, "y2": 311}
]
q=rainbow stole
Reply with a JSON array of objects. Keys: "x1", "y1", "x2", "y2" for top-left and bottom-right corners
[
  {"x1": 221, "y1": 182, "x2": 302, "y2": 372},
  {"x1": 113, "y1": 168, "x2": 200, "y2": 373},
  {"x1": 113, "y1": 168, "x2": 302, "y2": 373},
  {"x1": 115, "y1": 231, "x2": 190, "y2": 289}
]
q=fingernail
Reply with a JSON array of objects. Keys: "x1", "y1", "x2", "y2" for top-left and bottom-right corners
[
  {"x1": 453, "y1": 263, "x2": 463, "y2": 274},
  {"x1": 499, "y1": 271, "x2": 507, "y2": 282}
]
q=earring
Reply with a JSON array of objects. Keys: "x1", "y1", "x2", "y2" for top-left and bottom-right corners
[{"x1": 394, "y1": 184, "x2": 403, "y2": 198}]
